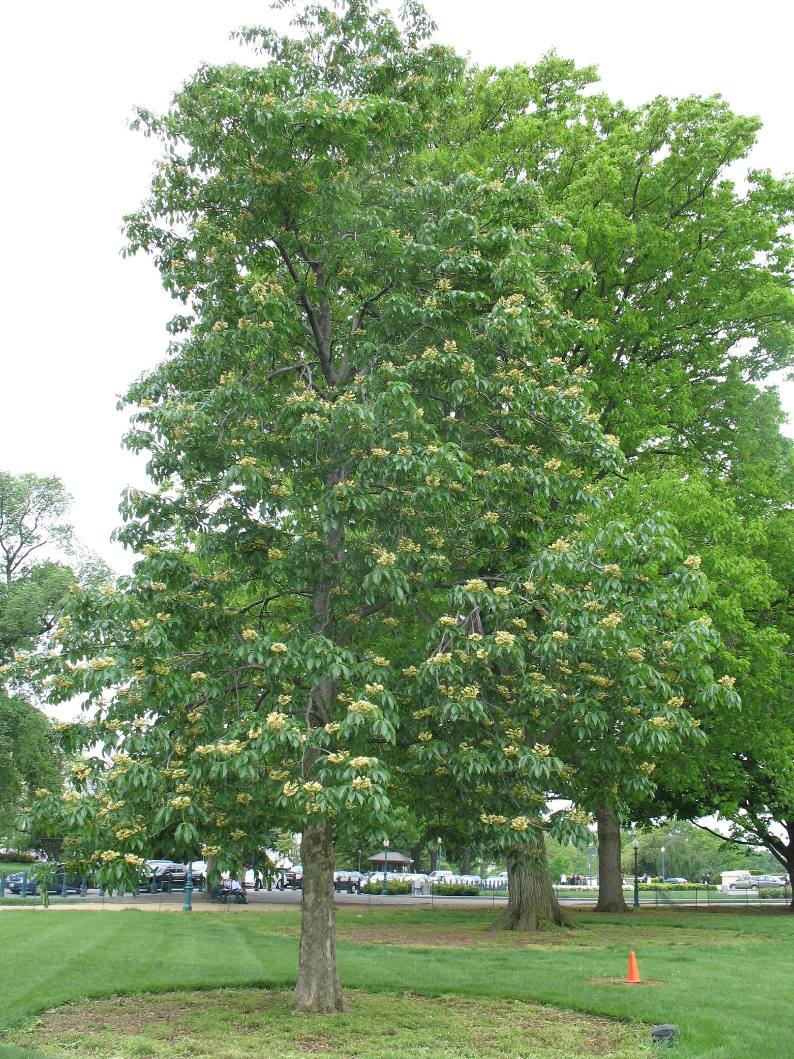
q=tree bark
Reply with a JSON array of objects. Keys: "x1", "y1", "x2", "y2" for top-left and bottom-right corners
[
  {"x1": 595, "y1": 804, "x2": 628, "y2": 913},
  {"x1": 784, "y1": 828, "x2": 794, "y2": 914},
  {"x1": 461, "y1": 847, "x2": 473, "y2": 875},
  {"x1": 493, "y1": 835, "x2": 571, "y2": 931},
  {"x1": 293, "y1": 816, "x2": 345, "y2": 1012}
]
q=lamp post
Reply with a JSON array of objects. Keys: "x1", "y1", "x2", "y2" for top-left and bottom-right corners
[
  {"x1": 632, "y1": 839, "x2": 640, "y2": 910},
  {"x1": 660, "y1": 846, "x2": 666, "y2": 883},
  {"x1": 381, "y1": 838, "x2": 389, "y2": 896},
  {"x1": 588, "y1": 844, "x2": 594, "y2": 887},
  {"x1": 182, "y1": 861, "x2": 193, "y2": 912},
  {"x1": 437, "y1": 836, "x2": 442, "y2": 873}
]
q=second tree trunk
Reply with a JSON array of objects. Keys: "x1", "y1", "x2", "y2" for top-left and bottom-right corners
[
  {"x1": 494, "y1": 835, "x2": 571, "y2": 931},
  {"x1": 595, "y1": 804, "x2": 628, "y2": 913}
]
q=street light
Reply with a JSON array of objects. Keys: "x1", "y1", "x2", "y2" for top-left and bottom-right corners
[
  {"x1": 588, "y1": 844, "x2": 594, "y2": 887},
  {"x1": 632, "y1": 839, "x2": 640, "y2": 910},
  {"x1": 660, "y1": 845, "x2": 666, "y2": 883},
  {"x1": 183, "y1": 861, "x2": 193, "y2": 912},
  {"x1": 381, "y1": 838, "x2": 390, "y2": 896},
  {"x1": 437, "y1": 836, "x2": 442, "y2": 872}
]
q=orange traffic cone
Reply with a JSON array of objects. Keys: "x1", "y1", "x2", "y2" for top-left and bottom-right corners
[{"x1": 626, "y1": 951, "x2": 641, "y2": 984}]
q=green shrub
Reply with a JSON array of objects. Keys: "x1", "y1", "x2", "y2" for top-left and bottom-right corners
[
  {"x1": 432, "y1": 883, "x2": 480, "y2": 896},
  {"x1": 759, "y1": 887, "x2": 789, "y2": 899},
  {"x1": 0, "y1": 851, "x2": 35, "y2": 863},
  {"x1": 361, "y1": 879, "x2": 412, "y2": 895}
]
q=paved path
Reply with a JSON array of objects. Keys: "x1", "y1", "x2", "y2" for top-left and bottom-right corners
[{"x1": 2, "y1": 889, "x2": 790, "y2": 912}]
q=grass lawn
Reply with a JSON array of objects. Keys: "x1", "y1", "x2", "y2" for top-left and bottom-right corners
[{"x1": 0, "y1": 904, "x2": 791, "y2": 1059}]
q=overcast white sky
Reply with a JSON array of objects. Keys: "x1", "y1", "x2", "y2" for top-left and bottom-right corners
[{"x1": 2, "y1": 0, "x2": 792, "y2": 575}]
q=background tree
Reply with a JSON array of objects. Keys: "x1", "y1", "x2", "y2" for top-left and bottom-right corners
[
  {"x1": 0, "y1": 471, "x2": 81, "y2": 842},
  {"x1": 443, "y1": 56, "x2": 794, "y2": 904}
]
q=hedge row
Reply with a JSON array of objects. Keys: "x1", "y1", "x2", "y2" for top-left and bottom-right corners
[
  {"x1": 0, "y1": 851, "x2": 36, "y2": 863},
  {"x1": 432, "y1": 883, "x2": 480, "y2": 896},
  {"x1": 361, "y1": 879, "x2": 412, "y2": 895}
]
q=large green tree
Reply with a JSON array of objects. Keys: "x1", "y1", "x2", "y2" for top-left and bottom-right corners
[{"x1": 21, "y1": 0, "x2": 638, "y2": 1011}]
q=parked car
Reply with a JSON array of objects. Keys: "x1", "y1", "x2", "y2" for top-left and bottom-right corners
[
  {"x1": 729, "y1": 874, "x2": 786, "y2": 890},
  {"x1": 664, "y1": 877, "x2": 689, "y2": 885},
  {"x1": 333, "y1": 870, "x2": 365, "y2": 893},
  {"x1": 143, "y1": 860, "x2": 190, "y2": 889},
  {"x1": 283, "y1": 865, "x2": 303, "y2": 890},
  {"x1": 5, "y1": 865, "x2": 85, "y2": 895}
]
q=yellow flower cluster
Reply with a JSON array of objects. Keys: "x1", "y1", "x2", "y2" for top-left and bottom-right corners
[
  {"x1": 426, "y1": 652, "x2": 452, "y2": 666},
  {"x1": 599, "y1": 611, "x2": 623, "y2": 628},
  {"x1": 282, "y1": 781, "x2": 299, "y2": 797},
  {"x1": 532, "y1": 743, "x2": 551, "y2": 756},
  {"x1": 510, "y1": 816, "x2": 531, "y2": 832},
  {"x1": 327, "y1": 752, "x2": 349, "y2": 764},
  {"x1": 218, "y1": 740, "x2": 245, "y2": 757},
  {"x1": 438, "y1": 615, "x2": 457, "y2": 627},
  {"x1": 350, "y1": 756, "x2": 376, "y2": 769},
  {"x1": 480, "y1": 813, "x2": 507, "y2": 826},
  {"x1": 241, "y1": 628, "x2": 258, "y2": 641},
  {"x1": 88, "y1": 656, "x2": 116, "y2": 671},
  {"x1": 463, "y1": 578, "x2": 488, "y2": 593},
  {"x1": 718, "y1": 675, "x2": 736, "y2": 688},
  {"x1": 190, "y1": 671, "x2": 207, "y2": 683},
  {"x1": 684, "y1": 555, "x2": 702, "y2": 569},
  {"x1": 374, "y1": 548, "x2": 397, "y2": 566},
  {"x1": 269, "y1": 642, "x2": 288, "y2": 654},
  {"x1": 494, "y1": 630, "x2": 516, "y2": 647},
  {"x1": 549, "y1": 538, "x2": 571, "y2": 553},
  {"x1": 170, "y1": 796, "x2": 191, "y2": 809},
  {"x1": 303, "y1": 781, "x2": 323, "y2": 794},
  {"x1": 266, "y1": 711, "x2": 288, "y2": 731},
  {"x1": 627, "y1": 648, "x2": 645, "y2": 662},
  {"x1": 352, "y1": 776, "x2": 373, "y2": 791},
  {"x1": 349, "y1": 699, "x2": 377, "y2": 714}
]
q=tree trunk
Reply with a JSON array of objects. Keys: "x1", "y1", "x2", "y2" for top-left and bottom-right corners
[
  {"x1": 461, "y1": 847, "x2": 472, "y2": 875},
  {"x1": 493, "y1": 836, "x2": 571, "y2": 931},
  {"x1": 410, "y1": 844, "x2": 422, "y2": 872},
  {"x1": 204, "y1": 854, "x2": 218, "y2": 898},
  {"x1": 430, "y1": 847, "x2": 438, "y2": 872},
  {"x1": 595, "y1": 804, "x2": 628, "y2": 913},
  {"x1": 293, "y1": 816, "x2": 345, "y2": 1012},
  {"x1": 784, "y1": 828, "x2": 794, "y2": 913}
]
